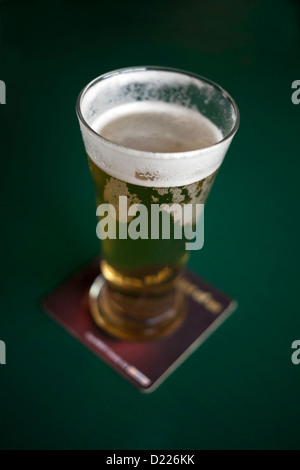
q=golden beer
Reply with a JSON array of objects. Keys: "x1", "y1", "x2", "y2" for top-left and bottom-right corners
[{"x1": 77, "y1": 67, "x2": 239, "y2": 340}]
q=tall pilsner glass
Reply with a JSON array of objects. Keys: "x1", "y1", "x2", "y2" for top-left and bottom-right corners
[{"x1": 76, "y1": 67, "x2": 239, "y2": 340}]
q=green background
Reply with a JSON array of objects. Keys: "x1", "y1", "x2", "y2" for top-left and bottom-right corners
[{"x1": 0, "y1": 0, "x2": 300, "y2": 450}]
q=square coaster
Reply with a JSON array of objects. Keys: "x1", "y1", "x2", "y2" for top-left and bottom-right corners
[{"x1": 42, "y1": 259, "x2": 237, "y2": 392}]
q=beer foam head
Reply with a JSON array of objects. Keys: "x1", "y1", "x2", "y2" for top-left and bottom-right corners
[{"x1": 77, "y1": 67, "x2": 239, "y2": 187}]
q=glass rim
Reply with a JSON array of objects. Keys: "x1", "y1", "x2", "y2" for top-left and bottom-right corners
[{"x1": 76, "y1": 65, "x2": 240, "y2": 159}]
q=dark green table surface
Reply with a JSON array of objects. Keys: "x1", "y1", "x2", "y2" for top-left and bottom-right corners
[{"x1": 1, "y1": 0, "x2": 300, "y2": 450}]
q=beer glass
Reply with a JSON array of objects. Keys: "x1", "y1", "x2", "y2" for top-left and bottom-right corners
[{"x1": 76, "y1": 67, "x2": 239, "y2": 340}]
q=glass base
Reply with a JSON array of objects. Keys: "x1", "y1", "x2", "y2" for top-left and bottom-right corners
[{"x1": 89, "y1": 275, "x2": 187, "y2": 341}]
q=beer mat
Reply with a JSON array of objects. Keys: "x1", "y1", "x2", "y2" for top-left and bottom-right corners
[{"x1": 42, "y1": 258, "x2": 237, "y2": 392}]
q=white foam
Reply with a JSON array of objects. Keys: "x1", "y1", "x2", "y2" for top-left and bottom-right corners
[
  {"x1": 93, "y1": 101, "x2": 223, "y2": 154},
  {"x1": 78, "y1": 69, "x2": 236, "y2": 187}
]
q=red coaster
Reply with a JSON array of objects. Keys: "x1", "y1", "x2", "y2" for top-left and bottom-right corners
[{"x1": 42, "y1": 259, "x2": 237, "y2": 392}]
